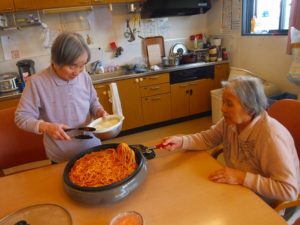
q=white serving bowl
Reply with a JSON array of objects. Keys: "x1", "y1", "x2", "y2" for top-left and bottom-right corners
[{"x1": 88, "y1": 114, "x2": 124, "y2": 140}]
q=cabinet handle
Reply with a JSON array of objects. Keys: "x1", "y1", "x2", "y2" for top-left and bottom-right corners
[
  {"x1": 150, "y1": 96, "x2": 161, "y2": 101},
  {"x1": 190, "y1": 89, "x2": 193, "y2": 95},
  {"x1": 102, "y1": 91, "x2": 107, "y2": 95},
  {"x1": 179, "y1": 84, "x2": 189, "y2": 88},
  {"x1": 135, "y1": 78, "x2": 139, "y2": 83},
  {"x1": 139, "y1": 78, "x2": 143, "y2": 82},
  {"x1": 148, "y1": 76, "x2": 160, "y2": 79},
  {"x1": 149, "y1": 86, "x2": 160, "y2": 90}
]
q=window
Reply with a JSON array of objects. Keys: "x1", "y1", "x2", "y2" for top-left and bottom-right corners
[{"x1": 242, "y1": 0, "x2": 292, "y2": 35}]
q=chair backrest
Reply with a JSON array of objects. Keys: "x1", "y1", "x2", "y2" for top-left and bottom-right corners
[
  {"x1": 267, "y1": 99, "x2": 300, "y2": 159},
  {"x1": 0, "y1": 106, "x2": 47, "y2": 173}
]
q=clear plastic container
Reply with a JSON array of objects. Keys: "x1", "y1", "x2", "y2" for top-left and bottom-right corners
[{"x1": 109, "y1": 211, "x2": 143, "y2": 225}]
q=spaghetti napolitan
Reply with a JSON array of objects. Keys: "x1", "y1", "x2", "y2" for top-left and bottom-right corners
[{"x1": 69, "y1": 143, "x2": 138, "y2": 187}]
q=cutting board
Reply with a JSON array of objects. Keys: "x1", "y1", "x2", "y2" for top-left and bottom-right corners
[{"x1": 143, "y1": 36, "x2": 165, "y2": 66}]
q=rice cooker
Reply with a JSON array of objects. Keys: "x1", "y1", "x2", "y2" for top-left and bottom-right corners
[{"x1": 0, "y1": 72, "x2": 19, "y2": 93}]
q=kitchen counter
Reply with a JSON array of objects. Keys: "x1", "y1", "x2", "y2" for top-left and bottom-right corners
[
  {"x1": 0, "y1": 61, "x2": 229, "y2": 101},
  {"x1": 91, "y1": 61, "x2": 229, "y2": 84},
  {"x1": 0, "y1": 145, "x2": 286, "y2": 225}
]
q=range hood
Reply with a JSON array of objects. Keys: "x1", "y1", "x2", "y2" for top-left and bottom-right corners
[{"x1": 140, "y1": 0, "x2": 211, "y2": 19}]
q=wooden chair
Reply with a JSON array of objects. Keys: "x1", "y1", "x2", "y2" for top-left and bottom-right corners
[
  {"x1": 0, "y1": 106, "x2": 48, "y2": 176},
  {"x1": 211, "y1": 99, "x2": 300, "y2": 214},
  {"x1": 267, "y1": 99, "x2": 300, "y2": 213}
]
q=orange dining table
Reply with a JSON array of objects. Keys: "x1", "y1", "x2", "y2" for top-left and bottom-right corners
[{"x1": 0, "y1": 146, "x2": 287, "y2": 225}]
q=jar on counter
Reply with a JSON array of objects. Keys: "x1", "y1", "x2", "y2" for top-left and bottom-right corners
[{"x1": 222, "y1": 48, "x2": 228, "y2": 60}]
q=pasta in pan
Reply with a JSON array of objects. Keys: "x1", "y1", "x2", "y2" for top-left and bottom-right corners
[{"x1": 69, "y1": 143, "x2": 137, "y2": 187}]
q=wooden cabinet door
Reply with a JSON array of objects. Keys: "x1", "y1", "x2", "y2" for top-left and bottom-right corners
[
  {"x1": 189, "y1": 79, "x2": 213, "y2": 115},
  {"x1": 106, "y1": 0, "x2": 143, "y2": 3},
  {"x1": 0, "y1": 98, "x2": 20, "y2": 110},
  {"x1": 35, "y1": 0, "x2": 91, "y2": 9},
  {"x1": 91, "y1": 0, "x2": 107, "y2": 4},
  {"x1": 94, "y1": 83, "x2": 112, "y2": 114},
  {"x1": 214, "y1": 63, "x2": 230, "y2": 89},
  {"x1": 140, "y1": 73, "x2": 169, "y2": 87},
  {"x1": 171, "y1": 83, "x2": 190, "y2": 119},
  {"x1": 58, "y1": 0, "x2": 91, "y2": 7},
  {"x1": 0, "y1": 0, "x2": 14, "y2": 12},
  {"x1": 14, "y1": 0, "x2": 35, "y2": 11},
  {"x1": 142, "y1": 93, "x2": 171, "y2": 125},
  {"x1": 116, "y1": 78, "x2": 143, "y2": 130}
]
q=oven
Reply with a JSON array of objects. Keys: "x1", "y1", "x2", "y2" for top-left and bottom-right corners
[{"x1": 169, "y1": 65, "x2": 214, "y2": 84}]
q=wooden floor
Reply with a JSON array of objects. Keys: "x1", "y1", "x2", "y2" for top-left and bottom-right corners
[{"x1": 103, "y1": 116, "x2": 212, "y2": 145}]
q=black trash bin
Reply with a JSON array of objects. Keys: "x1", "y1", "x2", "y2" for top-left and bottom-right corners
[{"x1": 268, "y1": 92, "x2": 297, "y2": 106}]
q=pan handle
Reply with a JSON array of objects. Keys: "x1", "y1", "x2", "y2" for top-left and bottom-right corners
[{"x1": 130, "y1": 144, "x2": 156, "y2": 160}]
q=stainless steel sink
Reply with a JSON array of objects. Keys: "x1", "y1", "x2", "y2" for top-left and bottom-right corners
[{"x1": 90, "y1": 70, "x2": 126, "y2": 81}]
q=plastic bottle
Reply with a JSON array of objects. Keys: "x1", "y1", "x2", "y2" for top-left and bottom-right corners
[{"x1": 251, "y1": 16, "x2": 256, "y2": 33}]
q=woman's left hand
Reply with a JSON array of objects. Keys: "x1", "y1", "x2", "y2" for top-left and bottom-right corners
[
  {"x1": 208, "y1": 167, "x2": 246, "y2": 185},
  {"x1": 96, "y1": 108, "x2": 109, "y2": 118}
]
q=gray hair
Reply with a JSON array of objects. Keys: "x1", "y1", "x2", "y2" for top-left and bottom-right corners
[
  {"x1": 51, "y1": 32, "x2": 91, "y2": 66},
  {"x1": 222, "y1": 76, "x2": 268, "y2": 117}
]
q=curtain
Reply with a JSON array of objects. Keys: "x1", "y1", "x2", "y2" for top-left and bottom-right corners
[{"x1": 287, "y1": 0, "x2": 300, "y2": 54}]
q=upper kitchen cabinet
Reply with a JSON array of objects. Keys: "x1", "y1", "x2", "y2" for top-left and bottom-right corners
[
  {"x1": 0, "y1": 0, "x2": 14, "y2": 12},
  {"x1": 91, "y1": 0, "x2": 143, "y2": 5},
  {"x1": 107, "y1": 0, "x2": 144, "y2": 2},
  {"x1": 14, "y1": 0, "x2": 34, "y2": 11},
  {"x1": 34, "y1": 0, "x2": 91, "y2": 10},
  {"x1": 91, "y1": 0, "x2": 106, "y2": 4}
]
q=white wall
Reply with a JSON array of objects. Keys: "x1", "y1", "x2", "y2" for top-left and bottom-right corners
[
  {"x1": 0, "y1": 4, "x2": 207, "y2": 74},
  {"x1": 207, "y1": 0, "x2": 299, "y2": 98}
]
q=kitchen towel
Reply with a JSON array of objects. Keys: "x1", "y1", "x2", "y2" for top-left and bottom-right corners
[{"x1": 109, "y1": 83, "x2": 123, "y2": 116}]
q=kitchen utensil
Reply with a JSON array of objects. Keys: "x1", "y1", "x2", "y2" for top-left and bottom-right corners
[
  {"x1": 170, "y1": 43, "x2": 187, "y2": 56},
  {"x1": 143, "y1": 36, "x2": 165, "y2": 66},
  {"x1": 124, "y1": 19, "x2": 135, "y2": 42},
  {"x1": 0, "y1": 72, "x2": 19, "y2": 93},
  {"x1": 88, "y1": 114, "x2": 124, "y2": 140},
  {"x1": 63, "y1": 143, "x2": 156, "y2": 204},
  {"x1": 72, "y1": 134, "x2": 93, "y2": 139},
  {"x1": 0, "y1": 203, "x2": 72, "y2": 225},
  {"x1": 181, "y1": 53, "x2": 197, "y2": 64},
  {"x1": 64, "y1": 127, "x2": 96, "y2": 132},
  {"x1": 162, "y1": 55, "x2": 180, "y2": 67}
]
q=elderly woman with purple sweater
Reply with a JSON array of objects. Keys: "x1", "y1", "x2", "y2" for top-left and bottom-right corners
[{"x1": 15, "y1": 32, "x2": 108, "y2": 163}]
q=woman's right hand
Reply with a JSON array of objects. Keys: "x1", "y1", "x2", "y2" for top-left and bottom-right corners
[
  {"x1": 159, "y1": 136, "x2": 183, "y2": 151},
  {"x1": 39, "y1": 121, "x2": 71, "y2": 140}
]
